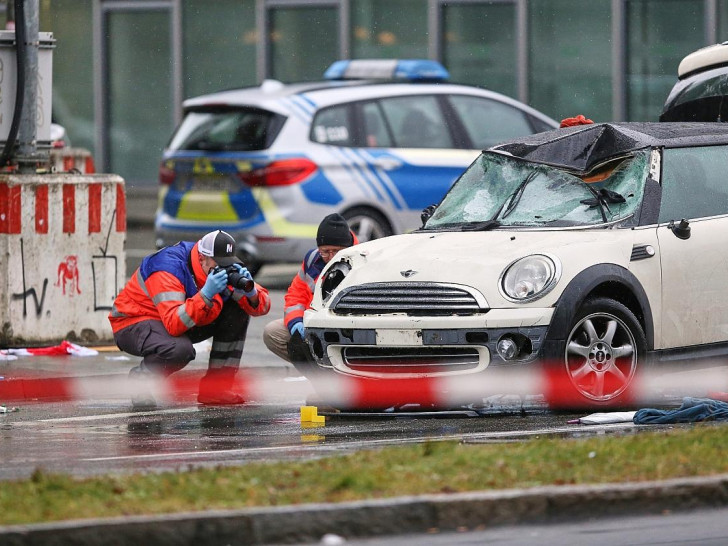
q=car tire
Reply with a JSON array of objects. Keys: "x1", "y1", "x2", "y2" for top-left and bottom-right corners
[
  {"x1": 550, "y1": 297, "x2": 646, "y2": 409},
  {"x1": 342, "y1": 207, "x2": 393, "y2": 243}
]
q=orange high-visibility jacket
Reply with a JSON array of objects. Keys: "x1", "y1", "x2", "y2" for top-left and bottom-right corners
[
  {"x1": 109, "y1": 241, "x2": 270, "y2": 335},
  {"x1": 284, "y1": 234, "x2": 357, "y2": 333}
]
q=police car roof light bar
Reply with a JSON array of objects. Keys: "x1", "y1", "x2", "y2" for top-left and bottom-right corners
[{"x1": 324, "y1": 59, "x2": 450, "y2": 82}]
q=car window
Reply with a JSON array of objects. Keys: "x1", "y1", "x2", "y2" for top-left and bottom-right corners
[
  {"x1": 360, "y1": 101, "x2": 393, "y2": 147},
  {"x1": 447, "y1": 94, "x2": 535, "y2": 149},
  {"x1": 379, "y1": 95, "x2": 453, "y2": 149},
  {"x1": 168, "y1": 108, "x2": 281, "y2": 151},
  {"x1": 659, "y1": 146, "x2": 728, "y2": 222},
  {"x1": 311, "y1": 104, "x2": 355, "y2": 146}
]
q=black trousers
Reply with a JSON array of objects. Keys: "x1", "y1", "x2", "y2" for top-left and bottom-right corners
[{"x1": 114, "y1": 299, "x2": 250, "y2": 376}]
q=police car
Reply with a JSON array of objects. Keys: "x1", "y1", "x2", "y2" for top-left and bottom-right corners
[{"x1": 155, "y1": 59, "x2": 558, "y2": 273}]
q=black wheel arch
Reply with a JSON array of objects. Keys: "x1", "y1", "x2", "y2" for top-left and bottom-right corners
[{"x1": 544, "y1": 263, "x2": 654, "y2": 354}]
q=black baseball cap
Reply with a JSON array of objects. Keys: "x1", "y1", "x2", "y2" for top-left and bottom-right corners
[{"x1": 197, "y1": 230, "x2": 241, "y2": 266}]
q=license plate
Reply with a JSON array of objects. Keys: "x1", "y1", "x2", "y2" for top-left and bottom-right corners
[
  {"x1": 376, "y1": 329, "x2": 422, "y2": 346},
  {"x1": 176, "y1": 174, "x2": 238, "y2": 192},
  {"x1": 193, "y1": 174, "x2": 238, "y2": 192}
]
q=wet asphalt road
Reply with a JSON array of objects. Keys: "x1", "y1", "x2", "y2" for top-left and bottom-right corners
[{"x1": 0, "y1": 390, "x2": 642, "y2": 481}]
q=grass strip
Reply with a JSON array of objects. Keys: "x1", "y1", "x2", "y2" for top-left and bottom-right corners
[{"x1": 1, "y1": 424, "x2": 726, "y2": 526}]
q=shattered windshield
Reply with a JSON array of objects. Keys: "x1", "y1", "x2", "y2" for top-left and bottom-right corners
[{"x1": 424, "y1": 150, "x2": 650, "y2": 230}]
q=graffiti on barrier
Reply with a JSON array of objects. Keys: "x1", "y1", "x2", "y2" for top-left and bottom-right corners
[
  {"x1": 11, "y1": 238, "x2": 49, "y2": 318},
  {"x1": 55, "y1": 255, "x2": 81, "y2": 296},
  {"x1": 11, "y1": 205, "x2": 121, "y2": 318},
  {"x1": 91, "y1": 208, "x2": 120, "y2": 311}
]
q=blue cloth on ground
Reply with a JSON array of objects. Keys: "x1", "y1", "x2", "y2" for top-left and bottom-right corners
[{"x1": 633, "y1": 397, "x2": 728, "y2": 424}]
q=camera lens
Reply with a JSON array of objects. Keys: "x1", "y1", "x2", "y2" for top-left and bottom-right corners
[{"x1": 227, "y1": 269, "x2": 254, "y2": 292}]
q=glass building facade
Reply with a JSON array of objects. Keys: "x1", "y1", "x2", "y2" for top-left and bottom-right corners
[{"x1": 12, "y1": 0, "x2": 723, "y2": 187}]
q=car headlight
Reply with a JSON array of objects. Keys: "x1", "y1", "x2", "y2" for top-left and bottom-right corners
[
  {"x1": 321, "y1": 260, "x2": 351, "y2": 302},
  {"x1": 499, "y1": 254, "x2": 560, "y2": 303}
]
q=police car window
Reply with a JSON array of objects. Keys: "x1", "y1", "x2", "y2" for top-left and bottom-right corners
[
  {"x1": 379, "y1": 95, "x2": 453, "y2": 149},
  {"x1": 448, "y1": 95, "x2": 533, "y2": 149},
  {"x1": 168, "y1": 108, "x2": 277, "y2": 151},
  {"x1": 311, "y1": 105, "x2": 354, "y2": 146},
  {"x1": 659, "y1": 146, "x2": 728, "y2": 222},
  {"x1": 361, "y1": 102, "x2": 392, "y2": 147}
]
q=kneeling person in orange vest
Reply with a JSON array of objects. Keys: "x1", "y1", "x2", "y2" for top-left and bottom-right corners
[{"x1": 109, "y1": 230, "x2": 271, "y2": 407}]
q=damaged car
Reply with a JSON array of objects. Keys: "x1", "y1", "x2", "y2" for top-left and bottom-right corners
[{"x1": 303, "y1": 122, "x2": 728, "y2": 409}]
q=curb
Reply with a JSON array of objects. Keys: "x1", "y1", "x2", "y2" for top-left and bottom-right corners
[{"x1": 2, "y1": 474, "x2": 728, "y2": 545}]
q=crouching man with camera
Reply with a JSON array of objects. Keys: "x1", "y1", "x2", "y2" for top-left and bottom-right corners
[{"x1": 109, "y1": 230, "x2": 270, "y2": 407}]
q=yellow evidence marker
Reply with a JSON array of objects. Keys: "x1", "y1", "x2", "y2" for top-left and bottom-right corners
[{"x1": 300, "y1": 405, "x2": 326, "y2": 424}]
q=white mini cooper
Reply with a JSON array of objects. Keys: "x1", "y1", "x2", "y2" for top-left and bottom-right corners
[{"x1": 304, "y1": 122, "x2": 728, "y2": 408}]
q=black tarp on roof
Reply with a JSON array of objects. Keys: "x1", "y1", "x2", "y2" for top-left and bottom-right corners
[{"x1": 491, "y1": 122, "x2": 728, "y2": 174}]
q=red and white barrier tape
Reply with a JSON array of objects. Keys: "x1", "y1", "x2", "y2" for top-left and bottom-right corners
[{"x1": 1, "y1": 361, "x2": 727, "y2": 408}]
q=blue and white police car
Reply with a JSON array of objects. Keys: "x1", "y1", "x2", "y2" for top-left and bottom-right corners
[{"x1": 155, "y1": 59, "x2": 558, "y2": 272}]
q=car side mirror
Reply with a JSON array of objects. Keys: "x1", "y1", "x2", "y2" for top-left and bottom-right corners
[
  {"x1": 668, "y1": 218, "x2": 691, "y2": 240},
  {"x1": 421, "y1": 204, "x2": 437, "y2": 227}
]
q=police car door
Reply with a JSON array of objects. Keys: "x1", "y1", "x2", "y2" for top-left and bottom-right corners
[{"x1": 354, "y1": 96, "x2": 478, "y2": 233}]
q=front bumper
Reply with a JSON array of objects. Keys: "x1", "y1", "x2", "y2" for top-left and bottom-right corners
[{"x1": 304, "y1": 308, "x2": 554, "y2": 379}]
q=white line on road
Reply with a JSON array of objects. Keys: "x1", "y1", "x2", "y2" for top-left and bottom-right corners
[{"x1": 13, "y1": 406, "x2": 201, "y2": 424}]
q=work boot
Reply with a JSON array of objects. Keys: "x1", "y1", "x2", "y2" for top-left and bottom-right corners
[
  {"x1": 128, "y1": 364, "x2": 157, "y2": 409},
  {"x1": 197, "y1": 367, "x2": 245, "y2": 406}
]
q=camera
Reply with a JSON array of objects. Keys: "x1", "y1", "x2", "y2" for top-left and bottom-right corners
[{"x1": 212, "y1": 265, "x2": 254, "y2": 292}]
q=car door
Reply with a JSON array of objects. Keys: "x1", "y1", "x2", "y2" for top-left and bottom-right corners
[
  {"x1": 656, "y1": 145, "x2": 728, "y2": 348},
  {"x1": 309, "y1": 96, "x2": 478, "y2": 234},
  {"x1": 360, "y1": 95, "x2": 479, "y2": 227}
]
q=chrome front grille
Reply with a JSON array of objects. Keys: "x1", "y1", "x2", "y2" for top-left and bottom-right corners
[
  {"x1": 331, "y1": 282, "x2": 487, "y2": 316},
  {"x1": 342, "y1": 347, "x2": 481, "y2": 374}
]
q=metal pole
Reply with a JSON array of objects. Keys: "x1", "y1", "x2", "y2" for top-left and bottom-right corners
[{"x1": 17, "y1": 0, "x2": 40, "y2": 172}]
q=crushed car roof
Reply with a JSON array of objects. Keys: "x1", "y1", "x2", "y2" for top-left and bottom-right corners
[{"x1": 492, "y1": 122, "x2": 728, "y2": 174}]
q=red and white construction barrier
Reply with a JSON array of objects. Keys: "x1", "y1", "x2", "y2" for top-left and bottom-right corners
[
  {"x1": 49, "y1": 147, "x2": 96, "y2": 175},
  {"x1": 0, "y1": 174, "x2": 126, "y2": 345}
]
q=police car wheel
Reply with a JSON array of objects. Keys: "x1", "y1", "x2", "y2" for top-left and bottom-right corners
[{"x1": 343, "y1": 207, "x2": 392, "y2": 242}]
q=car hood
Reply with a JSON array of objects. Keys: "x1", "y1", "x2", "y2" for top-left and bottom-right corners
[{"x1": 320, "y1": 229, "x2": 637, "y2": 309}]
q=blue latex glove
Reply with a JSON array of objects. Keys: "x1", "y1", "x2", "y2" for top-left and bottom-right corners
[
  {"x1": 200, "y1": 267, "x2": 228, "y2": 300},
  {"x1": 232, "y1": 263, "x2": 257, "y2": 297},
  {"x1": 290, "y1": 322, "x2": 304, "y2": 338}
]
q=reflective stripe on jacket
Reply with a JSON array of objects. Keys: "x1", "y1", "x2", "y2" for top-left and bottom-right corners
[{"x1": 284, "y1": 248, "x2": 324, "y2": 333}]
